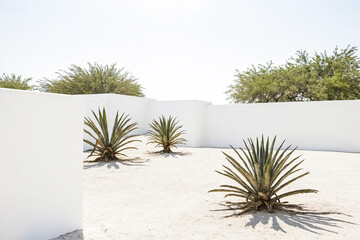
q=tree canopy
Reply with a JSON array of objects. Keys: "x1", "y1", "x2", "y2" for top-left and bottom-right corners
[
  {"x1": 226, "y1": 45, "x2": 360, "y2": 103},
  {"x1": 39, "y1": 63, "x2": 144, "y2": 97},
  {"x1": 0, "y1": 73, "x2": 33, "y2": 90}
]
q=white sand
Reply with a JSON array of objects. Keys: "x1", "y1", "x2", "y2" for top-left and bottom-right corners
[{"x1": 54, "y1": 136, "x2": 360, "y2": 240}]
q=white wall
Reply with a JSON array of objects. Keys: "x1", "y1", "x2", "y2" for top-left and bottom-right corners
[
  {"x1": 0, "y1": 90, "x2": 357, "y2": 239},
  {"x1": 80, "y1": 95, "x2": 211, "y2": 148},
  {"x1": 81, "y1": 94, "x2": 108, "y2": 151},
  {"x1": 203, "y1": 100, "x2": 360, "y2": 152},
  {"x1": 106, "y1": 94, "x2": 154, "y2": 135},
  {"x1": 81, "y1": 94, "x2": 155, "y2": 150},
  {"x1": 0, "y1": 89, "x2": 83, "y2": 240},
  {"x1": 80, "y1": 94, "x2": 360, "y2": 152},
  {"x1": 146, "y1": 100, "x2": 210, "y2": 147}
]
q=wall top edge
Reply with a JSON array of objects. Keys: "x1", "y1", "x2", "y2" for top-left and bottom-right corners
[
  {"x1": 77, "y1": 93, "x2": 360, "y2": 106},
  {"x1": 3, "y1": 90, "x2": 359, "y2": 107},
  {"x1": 155, "y1": 99, "x2": 212, "y2": 104},
  {"x1": 78, "y1": 94, "x2": 212, "y2": 104},
  {"x1": 0, "y1": 88, "x2": 83, "y2": 99},
  {"x1": 212, "y1": 99, "x2": 360, "y2": 107},
  {"x1": 77, "y1": 93, "x2": 156, "y2": 101}
]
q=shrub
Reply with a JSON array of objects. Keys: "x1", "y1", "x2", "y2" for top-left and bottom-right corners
[
  {"x1": 0, "y1": 73, "x2": 33, "y2": 90},
  {"x1": 84, "y1": 107, "x2": 139, "y2": 161},
  {"x1": 39, "y1": 62, "x2": 144, "y2": 96},
  {"x1": 209, "y1": 136, "x2": 317, "y2": 213},
  {"x1": 147, "y1": 115, "x2": 186, "y2": 153}
]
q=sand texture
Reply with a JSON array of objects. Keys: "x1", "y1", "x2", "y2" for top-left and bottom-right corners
[{"x1": 53, "y1": 136, "x2": 360, "y2": 240}]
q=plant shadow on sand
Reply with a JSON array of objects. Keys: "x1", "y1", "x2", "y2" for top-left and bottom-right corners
[
  {"x1": 146, "y1": 151, "x2": 191, "y2": 158},
  {"x1": 83, "y1": 157, "x2": 150, "y2": 169},
  {"x1": 212, "y1": 203, "x2": 356, "y2": 235}
]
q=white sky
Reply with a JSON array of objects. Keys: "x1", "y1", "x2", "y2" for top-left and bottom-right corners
[{"x1": 1, "y1": 0, "x2": 359, "y2": 104}]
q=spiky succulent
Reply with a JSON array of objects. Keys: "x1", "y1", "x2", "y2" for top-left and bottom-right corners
[
  {"x1": 147, "y1": 115, "x2": 186, "y2": 153},
  {"x1": 84, "y1": 107, "x2": 140, "y2": 161},
  {"x1": 209, "y1": 136, "x2": 317, "y2": 213}
]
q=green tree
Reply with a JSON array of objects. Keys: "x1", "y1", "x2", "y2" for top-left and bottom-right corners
[
  {"x1": 39, "y1": 63, "x2": 144, "y2": 96},
  {"x1": 227, "y1": 45, "x2": 360, "y2": 103},
  {"x1": 309, "y1": 46, "x2": 360, "y2": 100},
  {"x1": 0, "y1": 73, "x2": 33, "y2": 90},
  {"x1": 227, "y1": 62, "x2": 283, "y2": 103}
]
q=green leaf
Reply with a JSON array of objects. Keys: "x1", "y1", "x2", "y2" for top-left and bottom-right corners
[
  {"x1": 83, "y1": 107, "x2": 140, "y2": 161},
  {"x1": 147, "y1": 115, "x2": 187, "y2": 153},
  {"x1": 209, "y1": 136, "x2": 318, "y2": 213}
]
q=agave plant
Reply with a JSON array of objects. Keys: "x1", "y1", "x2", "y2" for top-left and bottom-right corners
[
  {"x1": 209, "y1": 136, "x2": 317, "y2": 213},
  {"x1": 147, "y1": 115, "x2": 187, "y2": 153},
  {"x1": 84, "y1": 107, "x2": 140, "y2": 161}
]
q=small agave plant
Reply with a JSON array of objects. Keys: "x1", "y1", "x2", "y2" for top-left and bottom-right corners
[
  {"x1": 147, "y1": 115, "x2": 187, "y2": 153},
  {"x1": 209, "y1": 136, "x2": 317, "y2": 213},
  {"x1": 84, "y1": 107, "x2": 140, "y2": 161}
]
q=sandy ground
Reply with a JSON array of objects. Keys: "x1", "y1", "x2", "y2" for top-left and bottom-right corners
[{"x1": 53, "y1": 135, "x2": 360, "y2": 240}]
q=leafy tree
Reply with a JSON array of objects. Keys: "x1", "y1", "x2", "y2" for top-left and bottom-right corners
[
  {"x1": 0, "y1": 73, "x2": 33, "y2": 90},
  {"x1": 309, "y1": 46, "x2": 360, "y2": 100},
  {"x1": 227, "y1": 63, "x2": 285, "y2": 103},
  {"x1": 227, "y1": 46, "x2": 360, "y2": 103},
  {"x1": 39, "y1": 63, "x2": 144, "y2": 96}
]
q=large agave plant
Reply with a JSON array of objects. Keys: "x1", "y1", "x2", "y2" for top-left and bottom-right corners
[
  {"x1": 84, "y1": 107, "x2": 140, "y2": 161},
  {"x1": 147, "y1": 115, "x2": 187, "y2": 153},
  {"x1": 209, "y1": 136, "x2": 317, "y2": 213}
]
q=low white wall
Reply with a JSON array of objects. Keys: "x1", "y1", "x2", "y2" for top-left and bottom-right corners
[
  {"x1": 81, "y1": 95, "x2": 108, "y2": 151},
  {"x1": 80, "y1": 95, "x2": 211, "y2": 148},
  {"x1": 0, "y1": 90, "x2": 357, "y2": 238},
  {"x1": 146, "y1": 100, "x2": 210, "y2": 147},
  {"x1": 203, "y1": 100, "x2": 360, "y2": 152},
  {"x1": 81, "y1": 94, "x2": 155, "y2": 150},
  {"x1": 81, "y1": 94, "x2": 360, "y2": 153},
  {"x1": 106, "y1": 94, "x2": 154, "y2": 135},
  {"x1": 0, "y1": 89, "x2": 83, "y2": 240}
]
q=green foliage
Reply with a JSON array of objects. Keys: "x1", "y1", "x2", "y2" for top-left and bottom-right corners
[
  {"x1": 227, "y1": 45, "x2": 360, "y2": 103},
  {"x1": 147, "y1": 115, "x2": 187, "y2": 153},
  {"x1": 84, "y1": 107, "x2": 140, "y2": 161},
  {"x1": 39, "y1": 62, "x2": 144, "y2": 96},
  {"x1": 209, "y1": 136, "x2": 317, "y2": 213},
  {"x1": 0, "y1": 73, "x2": 33, "y2": 90}
]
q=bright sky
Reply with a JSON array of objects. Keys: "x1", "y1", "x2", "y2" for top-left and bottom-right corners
[{"x1": 1, "y1": 0, "x2": 359, "y2": 104}]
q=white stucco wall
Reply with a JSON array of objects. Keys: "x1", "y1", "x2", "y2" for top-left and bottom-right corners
[
  {"x1": 80, "y1": 94, "x2": 360, "y2": 152},
  {"x1": 80, "y1": 95, "x2": 211, "y2": 148},
  {"x1": 203, "y1": 100, "x2": 360, "y2": 152},
  {"x1": 81, "y1": 94, "x2": 155, "y2": 150},
  {"x1": 146, "y1": 100, "x2": 211, "y2": 147},
  {"x1": 0, "y1": 90, "x2": 357, "y2": 239},
  {"x1": 0, "y1": 89, "x2": 83, "y2": 240},
  {"x1": 106, "y1": 94, "x2": 154, "y2": 135},
  {"x1": 80, "y1": 94, "x2": 108, "y2": 151}
]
